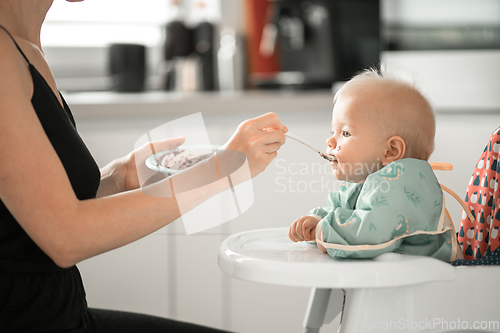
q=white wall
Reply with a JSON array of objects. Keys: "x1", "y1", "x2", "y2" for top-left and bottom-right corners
[
  {"x1": 382, "y1": 50, "x2": 500, "y2": 111},
  {"x1": 382, "y1": 0, "x2": 500, "y2": 26}
]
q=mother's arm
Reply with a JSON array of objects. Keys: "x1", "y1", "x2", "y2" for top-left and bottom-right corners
[
  {"x1": 97, "y1": 110, "x2": 288, "y2": 198},
  {"x1": 95, "y1": 137, "x2": 186, "y2": 198}
]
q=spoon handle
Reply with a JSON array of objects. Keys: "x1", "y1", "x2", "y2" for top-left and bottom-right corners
[
  {"x1": 285, "y1": 133, "x2": 322, "y2": 153},
  {"x1": 285, "y1": 133, "x2": 335, "y2": 161}
]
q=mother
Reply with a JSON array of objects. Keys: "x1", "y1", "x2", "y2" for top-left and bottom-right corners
[{"x1": 0, "y1": 1, "x2": 287, "y2": 332}]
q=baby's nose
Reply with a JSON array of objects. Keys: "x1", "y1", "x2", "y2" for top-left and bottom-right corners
[{"x1": 326, "y1": 136, "x2": 336, "y2": 149}]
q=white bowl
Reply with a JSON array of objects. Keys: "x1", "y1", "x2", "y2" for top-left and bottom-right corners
[{"x1": 146, "y1": 144, "x2": 220, "y2": 176}]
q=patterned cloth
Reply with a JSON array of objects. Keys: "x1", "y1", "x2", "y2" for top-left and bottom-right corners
[
  {"x1": 455, "y1": 127, "x2": 500, "y2": 263},
  {"x1": 452, "y1": 246, "x2": 500, "y2": 266}
]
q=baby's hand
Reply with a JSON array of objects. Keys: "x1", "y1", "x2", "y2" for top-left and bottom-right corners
[{"x1": 288, "y1": 215, "x2": 321, "y2": 242}]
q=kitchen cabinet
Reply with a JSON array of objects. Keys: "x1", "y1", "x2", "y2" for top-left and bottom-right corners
[{"x1": 70, "y1": 91, "x2": 499, "y2": 332}]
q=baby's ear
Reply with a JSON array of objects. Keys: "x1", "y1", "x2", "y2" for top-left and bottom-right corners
[{"x1": 382, "y1": 136, "x2": 406, "y2": 165}]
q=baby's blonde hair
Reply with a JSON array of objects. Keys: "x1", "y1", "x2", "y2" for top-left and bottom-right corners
[{"x1": 337, "y1": 66, "x2": 436, "y2": 161}]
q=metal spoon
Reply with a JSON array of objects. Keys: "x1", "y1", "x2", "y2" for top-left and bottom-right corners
[{"x1": 285, "y1": 133, "x2": 336, "y2": 162}]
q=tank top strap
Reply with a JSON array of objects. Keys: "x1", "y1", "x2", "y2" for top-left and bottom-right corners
[{"x1": 0, "y1": 25, "x2": 31, "y2": 64}]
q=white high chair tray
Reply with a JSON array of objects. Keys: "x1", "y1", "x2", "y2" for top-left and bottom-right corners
[{"x1": 218, "y1": 227, "x2": 455, "y2": 289}]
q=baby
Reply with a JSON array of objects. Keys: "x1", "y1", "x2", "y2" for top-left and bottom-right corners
[{"x1": 288, "y1": 67, "x2": 460, "y2": 262}]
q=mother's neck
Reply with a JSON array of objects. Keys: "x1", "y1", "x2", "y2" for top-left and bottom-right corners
[{"x1": 0, "y1": 0, "x2": 53, "y2": 47}]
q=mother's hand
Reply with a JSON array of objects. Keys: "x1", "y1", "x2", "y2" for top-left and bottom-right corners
[
  {"x1": 222, "y1": 113, "x2": 288, "y2": 178},
  {"x1": 97, "y1": 137, "x2": 185, "y2": 197}
]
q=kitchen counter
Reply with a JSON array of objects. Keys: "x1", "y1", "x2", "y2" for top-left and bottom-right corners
[
  {"x1": 64, "y1": 90, "x2": 336, "y2": 119},
  {"x1": 64, "y1": 90, "x2": 500, "y2": 120}
]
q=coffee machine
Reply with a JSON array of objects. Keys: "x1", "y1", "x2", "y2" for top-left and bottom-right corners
[{"x1": 252, "y1": 0, "x2": 380, "y2": 89}]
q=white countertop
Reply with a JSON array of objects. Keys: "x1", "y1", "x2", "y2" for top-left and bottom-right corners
[
  {"x1": 64, "y1": 90, "x2": 500, "y2": 120},
  {"x1": 64, "y1": 90, "x2": 335, "y2": 119}
]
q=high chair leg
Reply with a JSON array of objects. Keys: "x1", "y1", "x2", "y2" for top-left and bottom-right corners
[{"x1": 303, "y1": 288, "x2": 344, "y2": 333}]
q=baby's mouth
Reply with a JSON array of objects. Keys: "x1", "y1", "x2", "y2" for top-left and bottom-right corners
[{"x1": 326, "y1": 152, "x2": 337, "y2": 163}]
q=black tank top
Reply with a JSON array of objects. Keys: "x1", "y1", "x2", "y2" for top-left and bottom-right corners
[{"x1": 0, "y1": 26, "x2": 100, "y2": 332}]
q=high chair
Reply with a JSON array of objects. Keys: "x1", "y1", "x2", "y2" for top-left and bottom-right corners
[
  {"x1": 218, "y1": 161, "x2": 500, "y2": 332},
  {"x1": 219, "y1": 228, "x2": 500, "y2": 332}
]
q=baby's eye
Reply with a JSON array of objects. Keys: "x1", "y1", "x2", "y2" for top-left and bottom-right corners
[{"x1": 342, "y1": 131, "x2": 351, "y2": 137}]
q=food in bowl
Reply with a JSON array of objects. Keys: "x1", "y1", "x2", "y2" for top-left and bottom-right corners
[{"x1": 156, "y1": 149, "x2": 213, "y2": 171}]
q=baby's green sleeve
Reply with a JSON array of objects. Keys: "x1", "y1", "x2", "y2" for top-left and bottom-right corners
[{"x1": 307, "y1": 182, "x2": 362, "y2": 220}]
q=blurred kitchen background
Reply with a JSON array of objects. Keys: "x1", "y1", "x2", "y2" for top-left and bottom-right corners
[{"x1": 42, "y1": 0, "x2": 499, "y2": 332}]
